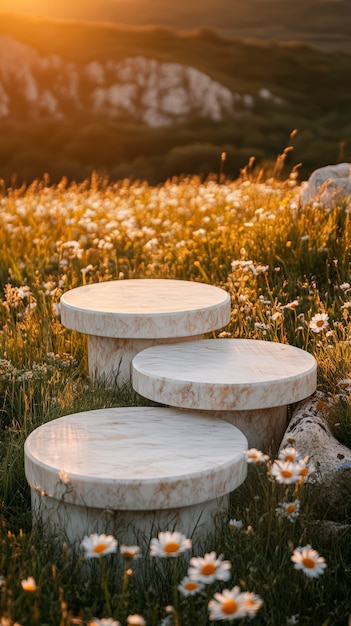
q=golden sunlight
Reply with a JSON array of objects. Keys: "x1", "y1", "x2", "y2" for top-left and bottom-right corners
[
  {"x1": 2, "y1": 0, "x2": 52, "y2": 14},
  {"x1": 0, "y1": 0, "x2": 83, "y2": 18},
  {"x1": 1, "y1": 0, "x2": 145, "y2": 23},
  {"x1": 0, "y1": 0, "x2": 140, "y2": 20}
]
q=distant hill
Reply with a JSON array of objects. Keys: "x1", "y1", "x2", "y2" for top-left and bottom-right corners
[
  {"x1": 2, "y1": 0, "x2": 351, "y2": 52},
  {"x1": 1, "y1": 13, "x2": 351, "y2": 185}
]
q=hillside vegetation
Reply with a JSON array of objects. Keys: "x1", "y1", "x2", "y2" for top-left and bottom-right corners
[
  {"x1": 3, "y1": 0, "x2": 351, "y2": 51},
  {"x1": 1, "y1": 13, "x2": 351, "y2": 185}
]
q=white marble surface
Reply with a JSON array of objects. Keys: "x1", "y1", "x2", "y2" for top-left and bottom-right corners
[
  {"x1": 87, "y1": 334, "x2": 203, "y2": 386},
  {"x1": 205, "y1": 406, "x2": 288, "y2": 450},
  {"x1": 60, "y1": 279, "x2": 230, "y2": 339},
  {"x1": 132, "y1": 339, "x2": 317, "y2": 411},
  {"x1": 25, "y1": 406, "x2": 247, "y2": 546},
  {"x1": 24, "y1": 407, "x2": 247, "y2": 511},
  {"x1": 29, "y1": 488, "x2": 229, "y2": 548}
]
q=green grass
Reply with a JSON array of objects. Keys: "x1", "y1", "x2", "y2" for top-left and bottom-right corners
[{"x1": 0, "y1": 170, "x2": 350, "y2": 624}]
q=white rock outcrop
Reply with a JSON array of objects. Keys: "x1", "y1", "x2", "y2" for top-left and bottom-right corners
[
  {"x1": 301, "y1": 163, "x2": 351, "y2": 209},
  {"x1": 0, "y1": 36, "x2": 283, "y2": 126},
  {"x1": 279, "y1": 391, "x2": 351, "y2": 503}
]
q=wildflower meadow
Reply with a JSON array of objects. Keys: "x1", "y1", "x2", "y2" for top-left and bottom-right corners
[{"x1": 0, "y1": 165, "x2": 350, "y2": 625}]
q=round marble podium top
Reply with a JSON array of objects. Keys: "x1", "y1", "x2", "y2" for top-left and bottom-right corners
[
  {"x1": 132, "y1": 339, "x2": 318, "y2": 411},
  {"x1": 24, "y1": 407, "x2": 247, "y2": 511},
  {"x1": 60, "y1": 279, "x2": 230, "y2": 338}
]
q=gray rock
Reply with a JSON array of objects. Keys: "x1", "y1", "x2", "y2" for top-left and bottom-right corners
[
  {"x1": 301, "y1": 163, "x2": 351, "y2": 209},
  {"x1": 279, "y1": 391, "x2": 351, "y2": 503},
  {"x1": 306, "y1": 520, "x2": 351, "y2": 539}
]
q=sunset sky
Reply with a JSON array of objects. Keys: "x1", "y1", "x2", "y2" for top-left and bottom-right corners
[
  {"x1": 0, "y1": 0, "x2": 135, "y2": 21},
  {"x1": 0, "y1": 0, "x2": 215, "y2": 30},
  {"x1": 2, "y1": 0, "x2": 64, "y2": 15},
  {"x1": 0, "y1": 0, "x2": 248, "y2": 35}
]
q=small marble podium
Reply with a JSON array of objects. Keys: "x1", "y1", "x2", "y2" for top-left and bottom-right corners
[
  {"x1": 132, "y1": 339, "x2": 318, "y2": 449},
  {"x1": 60, "y1": 279, "x2": 230, "y2": 386},
  {"x1": 24, "y1": 407, "x2": 247, "y2": 546}
]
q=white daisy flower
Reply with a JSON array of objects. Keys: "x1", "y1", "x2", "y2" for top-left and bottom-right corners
[
  {"x1": 240, "y1": 590, "x2": 263, "y2": 618},
  {"x1": 81, "y1": 533, "x2": 118, "y2": 558},
  {"x1": 150, "y1": 531, "x2": 192, "y2": 558},
  {"x1": 58, "y1": 469, "x2": 70, "y2": 485},
  {"x1": 178, "y1": 576, "x2": 205, "y2": 597},
  {"x1": 188, "y1": 551, "x2": 231, "y2": 584},
  {"x1": 286, "y1": 615, "x2": 300, "y2": 625},
  {"x1": 120, "y1": 545, "x2": 141, "y2": 560},
  {"x1": 255, "y1": 264, "x2": 269, "y2": 274},
  {"x1": 291, "y1": 545, "x2": 326, "y2": 578},
  {"x1": 270, "y1": 311, "x2": 283, "y2": 321},
  {"x1": 208, "y1": 586, "x2": 246, "y2": 621},
  {"x1": 296, "y1": 457, "x2": 311, "y2": 481},
  {"x1": 229, "y1": 519, "x2": 243, "y2": 530},
  {"x1": 278, "y1": 447, "x2": 300, "y2": 463},
  {"x1": 309, "y1": 313, "x2": 329, "y2": 333},
  {"x1": 81, "y1": 264, "x2": 94, "y2": 276},
  {"x1": 21, "y1": 577, "x2": 37, "y2": 592},
  {"x1": 284, "y1": 299, "x2": 299, "y2": 309},
  {"x1": 126, "y1": 615, "x2": 146, "y2": 626},
  {"x1": 243, "y1": 448, "x2": 269, "y2": 464},
  {"x1": 275, "y1": 500, "x2": 300, "y2": 521},
  {"x1": 271, "y1": 460, "x2": 301, "y2": 484}
]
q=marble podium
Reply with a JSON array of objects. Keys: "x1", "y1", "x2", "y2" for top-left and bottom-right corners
[
  {"x1": 24, "y1": 407, "x2": 248, "y2": 546},
  {"x1": 60, "y1": 279, "x2": 231, "y2": 386},
  {"x1": 132, "y1": 339, "x2": 318, "y2": 450}
]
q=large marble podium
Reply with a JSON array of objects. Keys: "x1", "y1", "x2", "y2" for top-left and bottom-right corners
[
  {"x1": 60, "y1": 279, "x2": 231, "y2": 385},
  {"x1": 24, "y1": 407, "x2": 247, "y2": 546},
  {"x1": 132, "y1": 339, "x2": 318, "y2": 449}
]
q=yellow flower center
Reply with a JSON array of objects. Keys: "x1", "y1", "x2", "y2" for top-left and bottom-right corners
[
  {"x1": 282, "y1": 469, "x2": 293, "y2": 478},
  {"x1": 185, "y1": 582, "x2": 198, "y2": 591},
  {"x1": 201, "y1": 562, "x2": 217, "y2": 576},
  {"x1": 93, "y1": 543, "x2": 108, "y2": 554},
  {"x1": 164, "y1": 541, "x2": 180, "y2": 554},
  {"x1": 302, "y1": 557, "x2": 316, "y2": 569},
  {"x1": 316, "y1": 319, "x2": 325, "y2": 327},
  {"x1": 222, "y1": 599, "x2": 238, "y2": 615},
  {"x1": 286, "y1": 504, "x2": 296, "y2": 514},
  {"x1": 300, "y1": 467, "x2": 309, "y2": 476},
  {"x1": 123, "y1": 551, "x2": 135, "y2": 559},
  {"x1": 249, "y1": 454, "x2": 258, "y2": 461},
  {"x1": 284, "y1": 454, "x2": 295, "y2": 462}
]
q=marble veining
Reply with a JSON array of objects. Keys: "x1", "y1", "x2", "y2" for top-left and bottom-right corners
[
  {"x1": 24, "y1": 406, "x2": 247, "y2": 511},
  {"x1": 87, "y1": 334, "x2": 203, "y2": 386},
  {"x1": 60, "y1": 279, "x2": 231, "y2": 339},
  {"x1": 132, "y1": 338, "x2": 317, "y2": 411}
]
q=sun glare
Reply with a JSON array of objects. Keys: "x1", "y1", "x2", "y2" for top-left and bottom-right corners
[{"x1": 1, "y1": 0, "x2": 68, "y2": 18}]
